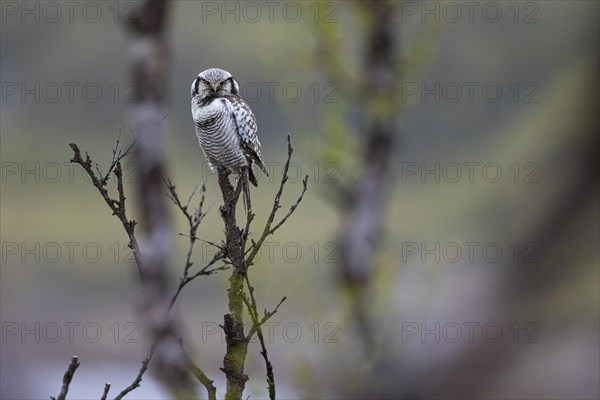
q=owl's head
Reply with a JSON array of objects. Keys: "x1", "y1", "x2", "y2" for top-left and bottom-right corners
[{"x1": 191, "y1": 68, "x2": 239, "y2": 99}]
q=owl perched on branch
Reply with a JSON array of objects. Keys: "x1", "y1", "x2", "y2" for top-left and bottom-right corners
[{"x1": 191, "y1": 68, "x2": 268, "y2": 189}]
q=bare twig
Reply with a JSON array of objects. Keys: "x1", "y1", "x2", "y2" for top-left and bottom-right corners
[
  {"x1": 166, "y1": 179, "x2": 206, "y2": 277},
  {"x1": 242, "y1": 274, "x2": 286, "y2": 400},
  {"x1": 113, "y1": 347, "x2": 155, "y2": 400},
  {"x1": 179, "y1": 339, "x2": 218, "y2": 400},
  {"x1": 183, "y1": 252, "x2": 228, "y2": 282},
  {"x1": 165, "y1": 179, "x2": 206, "y2": 226},
  {"x1": 100, "y1": 128, "x2": 135, "y2": 185},
  {"x1": 269, "y1": 176, "x2": 309, "y2": 235},
  {"x1": 165, "y1": 180, "x2": 227, "y2": 312},
  {"x1": 241, "y1": 192, "x2": 255, "y2": 251},
  {"x1": 101, "y1": 383, "x2": 111, "y2": 400},
  {"x1": 51, "y1": 356, "x2": 80, "y2": 400},
  {"x1": 244, "y1": 290, "x2": 287, "y2": 341},
  {"x1": 69, "y1": 143, "x2": 144, "y2": 281},
  {"x1": 246, "y1": 134, "x2": 309, "y2": 267},
  {"x1": 168, "y1": 249, "x2": 227, "y2": 312}
]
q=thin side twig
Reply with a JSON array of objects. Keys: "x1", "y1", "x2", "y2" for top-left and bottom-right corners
[
  {"x1": 113, "y1": 347, "x2": 155, "y2": 400},
  {"x1": 245, "y1": 134, "x2": 309, "y2": 267},
  {"x1": 179, "y1": 339, "x2": 218, "y2": 400},
  {"x1": 165, "y1": 179, "x2": 227, "y2": 312},
  {"x1": 242, "y1": 275, "x2": 286, "y2": 400},
  {"x1": 51, "y1": 356, "x2": 80, "y2": 400},
  {"x1": 241, "y1": 189, "x2": 255, "y2": 251},
  {"x1": 168, "y1": 250, "x2": 227, "y2": 312},
  {"x1": 101, "y1": 383, "x2": 111, "y2": 400},
  {"x1": 100, "y1": 127, "x2": 136, "y2": 185},
  {"x1": 70, "y1": 143, "x2": 144, "y2": 282},
  {"x1": 165, "y1": 179, "x2": 207, "y2": 280},
  {"x1": 244, "y1": 292, "x2": 287, "y2": 340}
]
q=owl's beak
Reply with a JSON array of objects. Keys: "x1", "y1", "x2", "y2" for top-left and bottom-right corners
[{"x1": 210, "y1": 83, "x2": 220, "y2": 92}]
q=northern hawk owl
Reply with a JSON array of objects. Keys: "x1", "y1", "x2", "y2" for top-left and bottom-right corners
[{"x1": 191, "y1": 67, "x2": 268, "y2": 186}]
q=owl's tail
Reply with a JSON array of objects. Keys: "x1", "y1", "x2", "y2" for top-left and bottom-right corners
[
  {"x1": 256, "y1": 158, "x2": 269, "y2": 178},
  {"x1": 242, "y1": 167, "x2": 252, "y2": 212},
  {"x1": 247, "y1": 149, "x2": 268, "y2": 182},
  {"x1": 248, "y1": 164, "x2": 259, "y2": 187}
]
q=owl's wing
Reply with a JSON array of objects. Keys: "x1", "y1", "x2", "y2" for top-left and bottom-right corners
[{"x1": 224, "y1": 95, "x2": 267, "y2": 173}]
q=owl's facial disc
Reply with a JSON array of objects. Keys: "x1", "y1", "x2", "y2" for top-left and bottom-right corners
[{"x1": 192, "y1": 69, "x2": 238, "y2": 98}]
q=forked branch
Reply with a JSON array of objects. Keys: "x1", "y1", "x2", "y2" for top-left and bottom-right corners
[{"x1": 69, "y1": 142, "x2": 143, "y2": 281}]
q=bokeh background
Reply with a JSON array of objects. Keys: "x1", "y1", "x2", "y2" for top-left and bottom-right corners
[{"x1": 1, "y1": 1, "x2": 598, "y2": 399}]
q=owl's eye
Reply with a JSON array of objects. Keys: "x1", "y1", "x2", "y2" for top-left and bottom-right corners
[{"x1": 220, "y1": 80, "x2": 229, "y2": 87}]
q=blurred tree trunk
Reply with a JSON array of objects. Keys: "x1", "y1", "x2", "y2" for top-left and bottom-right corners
[
  {"x1": 335, "y1": 0, "x2": 401, "y2": 343},
  {"x1": 126, "y1": 0, "x2": 194, "y2": 396}
]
